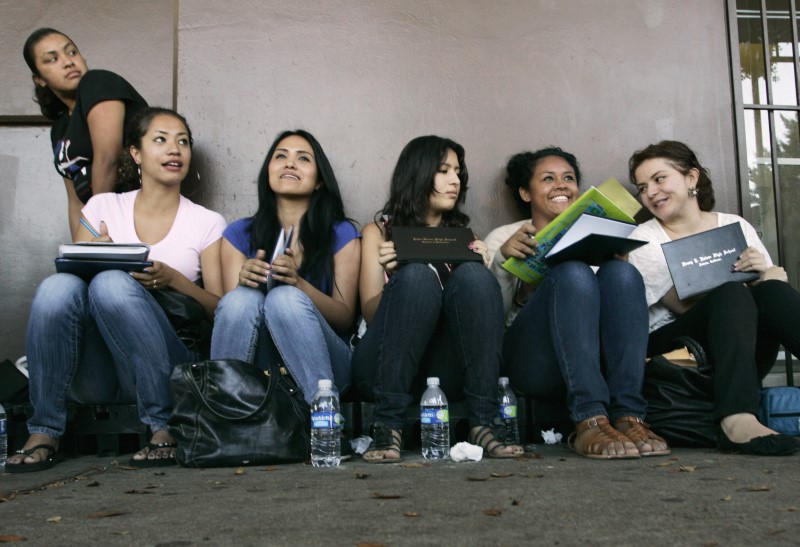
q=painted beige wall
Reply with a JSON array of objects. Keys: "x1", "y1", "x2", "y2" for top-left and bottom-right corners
[{"x1": 1, "y1": 0, "x2": 736, "y2": 359}]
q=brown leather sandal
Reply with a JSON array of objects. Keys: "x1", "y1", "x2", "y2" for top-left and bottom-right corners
[
  {"x1": 615, "y1": 416, "x2": 671, "y2": 457},
  {"x1": 568, "y1": 416, "x2": 640, "y2": 459}
]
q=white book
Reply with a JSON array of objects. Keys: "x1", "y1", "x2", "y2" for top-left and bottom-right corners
[{"x1": 58, "y1": 242, "x2": 150, "y2": 262}]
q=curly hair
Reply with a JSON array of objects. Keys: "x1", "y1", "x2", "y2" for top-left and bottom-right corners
[
  {"x1": 378, "y1": 135, "x2": 470, "y2": 233},
  {"x1": 23, "y1": 28, "x2": 71, "y2": 120},
  {"x1": 628, "y1": 140, "x2": 715, "y2": 211},
  {"x1": 504, "y1": 147, "x2": 582, "y2": 216}
]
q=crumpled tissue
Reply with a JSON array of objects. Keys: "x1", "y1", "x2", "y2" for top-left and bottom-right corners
[
  {"x1": 450, "y1": 442, "x2": 483, "y2": 462},
  {"x1": 351, "y1": 436, "x2": 372, "y2": 455},
  {"x1": 541, "y1": 428, "x2": 563, "y2": 445}
]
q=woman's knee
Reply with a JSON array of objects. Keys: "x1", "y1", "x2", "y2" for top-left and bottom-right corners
[
  {"x1": 449, "y1": 261, "x2": 498, "y2": 290},
  {"x1": 390, "y1": 263, "x2": 442, "y2": 291},
  {"x1": 215, "y1": 286, "x2": 264, "y2": 324},
  {"x1": 547, "y1": 261, "x2": 598, "y2": 296},
  {"x1": 88, "y1": 270, "x2": 140, "y2": 309},
  {"x1": 264, "y1": 285, "x2": 314, "y2": 323},
  {"x1": 30, "y1": 274, "x2": 87, "y2": 319},
  {"x1": 707, "y1": 281, "x2": 756, "y2": 313}
]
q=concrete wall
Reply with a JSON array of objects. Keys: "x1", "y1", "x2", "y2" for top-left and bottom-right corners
[{"x1": 0, "y1": 0, "x2": 735, "y2": 359}]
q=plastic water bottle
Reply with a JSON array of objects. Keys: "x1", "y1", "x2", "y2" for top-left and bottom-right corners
[
  {"x1": 310, "y1": 379, "x2": 341, "y2": 467},
  {"x1": 420, "y1": 377, "x2": 449, "y2": 460},
  {"x1": 0, "y1": 402, "x2": 7, "y2": 471},
  {"x1": 497, "y1": 377, "x2": 520, "y2": 445}
]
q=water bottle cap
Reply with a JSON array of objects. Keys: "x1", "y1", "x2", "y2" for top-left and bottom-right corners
[
  {"x1": 498, "y1": 377, "x2": 509, "y2": 386},
  {"x1": 318, "y1": 379, "x2": 333, "y2": 389},
  {"x1": 426, "y1": 377, "x2": 440, "y2": 386}
]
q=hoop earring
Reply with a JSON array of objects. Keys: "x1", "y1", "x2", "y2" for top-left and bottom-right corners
[{"x1": 688, "y1": 187, "x2": 698, "y2": 198}]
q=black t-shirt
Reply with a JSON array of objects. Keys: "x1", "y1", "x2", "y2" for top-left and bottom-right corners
[{"x1": 50, "y1": 69, "x2": 148, "y2": 203}]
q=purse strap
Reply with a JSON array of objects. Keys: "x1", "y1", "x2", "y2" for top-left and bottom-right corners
[
  {"x1": 181, "y1": 360, "x2": 279, "y2": 422},
  {"x1": 671, "y1": 336, "x2": 709, "y2": 373}
]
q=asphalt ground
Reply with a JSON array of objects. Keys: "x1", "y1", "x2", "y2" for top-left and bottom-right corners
[{"x1": 1, "y1": 444, "x2": 799, "y2": 546}]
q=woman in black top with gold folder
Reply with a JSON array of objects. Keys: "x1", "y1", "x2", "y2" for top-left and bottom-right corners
[{"x1": 352, "y1": 135, "x2": 523, "y2": 462}]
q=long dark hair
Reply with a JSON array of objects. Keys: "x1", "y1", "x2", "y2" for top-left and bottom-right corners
[
  {"x1": 116, "y1": 107, "x2": 193, "y2": 192},
  {"x1": 628, "y1": 140, "x2": 715, "y2": 211},
  {"x1": 378, "y1": 135, "x2": 470, "y2": 231},
  {"x1": 23, "y1": 27, "x2": 71, "y2": 120},
  {"x1": 250, "y1": 130, "x2": 348, "y2": 291},
  {"x1": 505, "y1": 147, "x2": 582, "y2": 216}
]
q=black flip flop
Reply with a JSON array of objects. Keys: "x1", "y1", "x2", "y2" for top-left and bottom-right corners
[
  {"x1": 128, "y1": 442, "x2": 178, "y2": 468},
  {"x1": 6, "y1": 444, "x2": 61, "y2": 473}
]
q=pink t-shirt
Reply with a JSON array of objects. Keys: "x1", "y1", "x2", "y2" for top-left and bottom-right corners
[{"x1": 81, "y1": 190, "x2": 226, "y2": 282}]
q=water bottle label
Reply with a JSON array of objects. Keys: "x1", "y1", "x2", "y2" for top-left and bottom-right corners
[
  {"x1": 311, "y1": 411, "x2": 341, "y2": 429},
  {"x1": 420, "y1": 408, "x2": 449, "y2": 425},
  {"x1": 0, "y1": 418, "x2": 6, "y2": 435},
  {"x1": 500, "y1": 404, "x2": 517, "y2": 419}
]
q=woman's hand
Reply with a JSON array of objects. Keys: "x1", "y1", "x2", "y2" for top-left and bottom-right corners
[
  {"x1": 469, "y1": 239, "x2": 490, "y2": 267},
  {"x1": 499, "y1": 222, "x2": 538, "y2": 260},
  {"x1": 378, "y1": 240, "x2": 399, "y2": 275},
  {"x1": 238, "y1": 249, "x2": 270, "y2": 288},
  {"x1": 131, "y1": 260, "x2": 177, "y2": 290},
  {"x1": 270, "y1": 248, "x2": 300, "y2": 285},
  {"x1": 733, "y1": 247, "x2": 770, "y2": 274}
]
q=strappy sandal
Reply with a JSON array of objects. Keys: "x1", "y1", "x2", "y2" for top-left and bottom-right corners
[
  {"x1": 6, "y1": 444, "x2": 61, "y2": 474},
  {"x1": 363, "y1": 422, "x2": 403, "y2": 464},
  {"x1": 128, "y1": 442, "x2": 178, "y2": 468},
  {"x1": 615, "y1": 416, "x2": 671, "y2": 457},
  {"x1": 468, "y1": 425, "x2": 524, "y2": 459},
  {"x1": 568, "y1": 416, "x2": 640, "y2": 459}
]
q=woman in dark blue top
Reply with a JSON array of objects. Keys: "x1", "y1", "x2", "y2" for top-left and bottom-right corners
[{"x1": 23, "y1": 28, "x2": 147, "y2": 239}]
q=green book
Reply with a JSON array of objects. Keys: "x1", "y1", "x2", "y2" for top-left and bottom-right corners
[{"x1": 502, "y1": 178, "x2": 641, "y2": 287}]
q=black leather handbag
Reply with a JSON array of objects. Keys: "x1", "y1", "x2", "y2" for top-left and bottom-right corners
[
  {"x1": 150, "y1": 288, "x2": 211, "y2": 357},
  {"x1": 643, "y1": 337, "x2": 717, "y2": 448},
  {"x1": 168, "y1": 359, "x2": 310, "y2": 467}
]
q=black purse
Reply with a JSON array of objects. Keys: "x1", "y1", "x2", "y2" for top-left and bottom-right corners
[
  {"x1": 150, "y1": 288, "x2": 211, "y2": 357},
  {"x1": 643, "y1": 337, "x2": 716, "y2": 447},
  {"x1": 168, "y1": 359, "x2": 310, "y2": 467}
]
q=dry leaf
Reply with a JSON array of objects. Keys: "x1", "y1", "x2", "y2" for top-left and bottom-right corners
[
  {"x1": 738, "y1": 485, "x2": 770, "y2": 492},
  {"x1": 701, "y1": 542, "x2": 719, "y2": 547},
  {"x1": 371, "y1": 492, "x2": 403, "y2": 499},
  {"x1": 656, "y1": 461, "x2": 674, "y2": 467},
  {"x1": 357, "y1": 543, "x2": 386, "y2": 547},
  {"x1": 466, "y1": 476, "x2": 489, "y2": 482},
  {"x1": 235, "y1": 467, "x2": 245, "y2": 475},
  {"x1": 558, "y1": 457, "x2": 566, "y2": 461},
  {"x1": 482, "y1": 508, "x2": 502, "y2": 517},
  {"x1": 511, "y1": 499, "x2": 523, "y2": 506},
  {"x1": 355, "y1": 472, "x2": 370, "y2": 480},
  {"x1": 525, "y1": 473, "x2": 544, "y2": 479},
  {"x1": 780, "y1": 507, "x2": 799, "y2": 512},
  {"x1": 262, "y1": 467, "x2": 279, "y2": 472},
  {"x1": 679, "y1": 465, "x2": 697, "y2": 472},
  {"x1": 88, "y1": 510, "x2": 128, "y2": 519},
  {"x1": 490, "y1": 472, "x2": 514, "y2": 478},
  {"x1": 401, "y1": 463, "x2": 427, "y2": 468},
  {"x1": 46, "y1": 516, "x2": 62, "y2": 523},
  {"x1": 153, "y1": 472, "x2": 166, "y2": 476},
  {"x1": 114, "y1": 531, "x2": 131, "y2": 536},
  {"x1": 116, "y1": 464, "x2": 142, "y2": 471},
  {"x1": 767, "y1": 529, "x2": 785, "y2": 536},
  {"x1": 124, "y1": 489, "x2": 154, "y2": 495},
  {"x1": 86, "y1": 481, "x2": 100, "y2": 487},
  {"x1": 403, "y1": 511, "x2": 421, "y2": 517},
  {"x1": 721, "y1": 496, "x2": 732, "y2": 502},
  {"x1": 0, "y1": 535, "x2": 26, "y2": 543}
]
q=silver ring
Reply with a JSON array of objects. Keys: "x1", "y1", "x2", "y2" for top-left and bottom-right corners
[{"x1": 152, "y1": 280, "x2": 157, "y2": 288}]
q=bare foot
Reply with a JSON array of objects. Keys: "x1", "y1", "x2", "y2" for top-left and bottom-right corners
[
  {"x1": 6, "y1": 433, "x2": 58, "y2": 466},
  {"x1": 720, "y1": 413, "x2": 778, "y2": 444},
  {"x1": 131, "y1": 429, "x2": 177, "y2": 462}
]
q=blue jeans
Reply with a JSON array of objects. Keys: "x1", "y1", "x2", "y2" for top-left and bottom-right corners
[
  {"x1": 25, "y1": 271, "x2": 195, "y2": 438},
  {"x1": 503, "y1": 260, "x2": 649, "y2": 424},
  {"x1": 352, "y1": 262, "x2": 505, "y2": 429},
  {"x1": 210, "y1": 285, "x2": 352, "y2": 404}
]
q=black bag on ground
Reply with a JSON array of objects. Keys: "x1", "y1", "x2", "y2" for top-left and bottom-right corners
[
  {"x1": 643, "y1": 337, "x2": 717, "y2": 448},
  {"x1": 168, "y1": 359, "x2": 310, "y2": 467},
  {"x1": 0, "y1": 358, "x2": 28, "y2": 403}
]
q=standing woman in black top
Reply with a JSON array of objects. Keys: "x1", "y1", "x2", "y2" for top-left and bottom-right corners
[{"x1": 23, "y1": 28, "x2": 148, "y2": 240}]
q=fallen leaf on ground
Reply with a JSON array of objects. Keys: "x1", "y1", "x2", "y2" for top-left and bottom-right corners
[
  {"x1": 357, "y1": 543, "x2": 386, "y2": 547},
  {"x1": 780, "y1": 507, "x2": 799, "y2": 512},
  {"x1": 738, "y1": 485, "x2": 770, "y2": 492},
  {"x1": 525, "y1": 473, "x2": 544, "y2": 478},
  {"x1": 0, "y1": 535, "x2": 26, "y2": 542},
  {"x1": 89, "y1": 510, "x2": 128, "y2": 519},
  {"x1": 46, "y1": 516, "x2": 62, "y2": 523},
  {"x1": 235, "y1": 467, "x2": 245, "y2": 475},
  {"x1": 656, "y1": 461, "x2": 674, "y2": 467},
  {"x1": 482, "y1": 508, "x2": 502, "y2": 517},
  {"x1": 401, "y1": 463, "x2": 427, "y2": 468},
  {"x1": 679, "y1": 465, "x2": 697, "y2": 472},
  {"x1": 124, "y1": 489, "x2": 154, "y2": 495},
  {"x1": 768, "y1": 529, "x2": 785, "y2": 536},
  {"x1": 558, "y1": 457, "x2": 566, "y2": 462},
  {"x1": 355, "y1": 472, "x2": 370, "y2": 479},
  {"x1": 701, "y1": 542, "x2": 719, "y2": 547},
  {"x1": 511, "y1": 499, "x2": 523, "y2": 506},
  {"x1": 153, "y1": 472, "x2": 165, "y2": 476},
  {"x1": 114, "y1": 531, "x2": 131, "y2": 536},
  {"x1": 403, "y1": 511, "x2": 421, "y2": 517},
  {"x1": 86, "y1": 481, "x2": 100, "y2": 487},
  {"x1": 371, "y1": 492, "x2": 403, "y2": 499},
  {"x1": 116, "y1": 465, "x2": 141, "y2": 471},
  {"x1": 262, "y1": 467, "x2": 279, "y2": 472},
  {"x1": 721, "y1": 496, "x2": 732, "y2": 502},
  {"x1": 466, "y1": 476, "x2": 488, "y2": 482},
  {"x1": 490, "y1": 472, "x2": 513, "y2": 478}
]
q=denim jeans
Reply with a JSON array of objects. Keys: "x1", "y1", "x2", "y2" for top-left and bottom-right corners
[
  {"x1": 503, "y1": 260, "x2": 649, "y2": 424},
  {"x1": 25, "y1": 271, "x2": 195, "y2": 438},
  {"x1": 648, "y1": 280, "x2": 800, "y2": 420},
  {"x1": 352, "y1": 262, "x2": 505, "y2": 429},
  {"x1": 210, "y1": 285, "x2": 352, "y2": 404}
]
